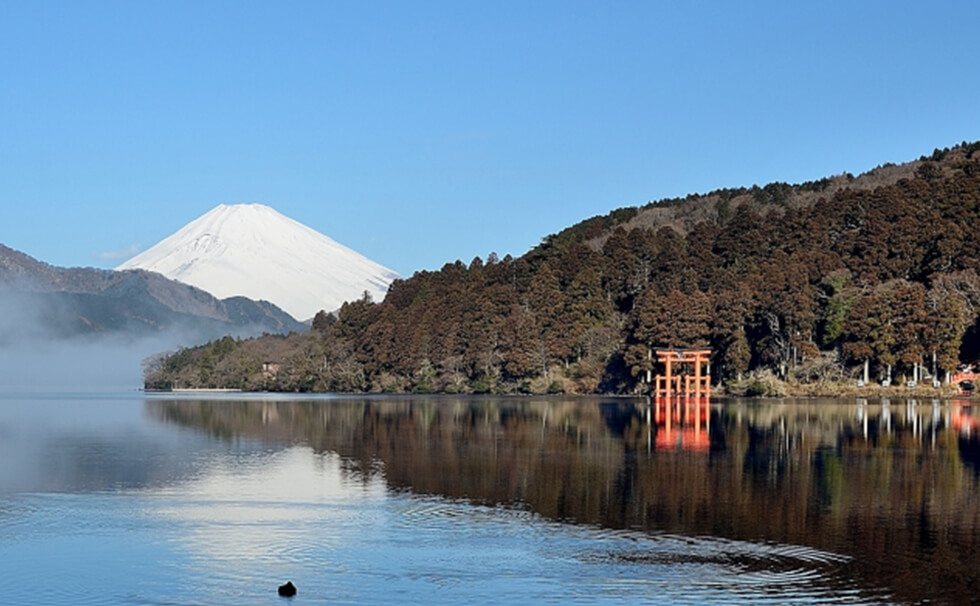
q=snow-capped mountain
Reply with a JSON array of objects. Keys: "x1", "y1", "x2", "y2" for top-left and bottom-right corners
[{"x1": 117, "y1": 204, "x2": 399, "y2": 320}]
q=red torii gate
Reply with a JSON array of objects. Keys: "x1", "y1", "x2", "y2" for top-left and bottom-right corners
[
  {"x1": 649, "y1": 349, "x2": 712, "y2": 453},
  {"x1": 653, "y1": 349, "x2": 711, "y2": 401}
]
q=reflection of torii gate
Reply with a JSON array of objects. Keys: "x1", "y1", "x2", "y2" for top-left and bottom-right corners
[
  {"x1": 650, "y1": 395, "x2": 711, "y2": 452},
  {"x1": 653, "y1": 349, "x2": 711, "y2": 401}
]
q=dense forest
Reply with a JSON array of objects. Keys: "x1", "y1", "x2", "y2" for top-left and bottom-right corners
[{"x1": 145, "y1": 141, "x2": 980, "y2": 394}]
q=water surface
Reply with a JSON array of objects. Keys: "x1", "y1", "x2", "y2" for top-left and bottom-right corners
[{"x1": 2, "y1": 393, "x2": 978, "y2": 605}]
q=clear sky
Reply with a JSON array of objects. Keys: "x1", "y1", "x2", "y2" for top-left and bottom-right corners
[{"x1": 2, "y1": 1, "x2": 978, "y2": 277}]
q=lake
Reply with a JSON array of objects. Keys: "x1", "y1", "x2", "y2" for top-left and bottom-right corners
[{"x1": 1, "y1": 393, "x2": 978, "y2": 605}]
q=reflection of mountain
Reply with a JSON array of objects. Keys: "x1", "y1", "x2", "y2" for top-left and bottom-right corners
[{"x1": 148, "y1": 396, "x2": 980, "y2": 606}]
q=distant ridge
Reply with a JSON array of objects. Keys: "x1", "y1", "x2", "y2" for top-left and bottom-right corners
[
  {"x1": 0, "y1": 243, "x2": 305, "y2": 342},
  {"x1": 118, "y1": 204, "x2": 400, "y2": 320}
]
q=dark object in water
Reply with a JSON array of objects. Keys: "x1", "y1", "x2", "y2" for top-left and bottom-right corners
[
  {"x1": 960, "y1": 380, "x2": 975, "y2": 392},
  {"x1": 278, "y1": 581, "x2": 297, "y2": 597}
]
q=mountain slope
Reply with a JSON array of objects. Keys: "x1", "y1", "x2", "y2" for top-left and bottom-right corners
[
  {"x1": 143, "y1": 140, "x2": 980, "y2": 394},
  {"x1": 117, "y1": 203, "x2": 399, "y2": 320},
  {"x1": 0, "y1": 244, "x2": 305, "y2": 343}
]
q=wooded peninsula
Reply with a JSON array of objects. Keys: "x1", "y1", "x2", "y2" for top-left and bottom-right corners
[{"x1": 144, "y1": 142, "x2": 980, "y2": 396}]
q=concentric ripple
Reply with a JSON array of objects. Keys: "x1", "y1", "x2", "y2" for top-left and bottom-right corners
[{"x1": 575, "y1": 531, "x2": 875, "y2": 605}]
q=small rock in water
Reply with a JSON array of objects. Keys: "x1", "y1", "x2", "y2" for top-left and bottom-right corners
[{"x1": 278, "y1": 581, "x2": 297, "y2": 597}]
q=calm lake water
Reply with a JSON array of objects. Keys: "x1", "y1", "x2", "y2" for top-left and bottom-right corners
[{"x1": 1, "y1": 393, "x2": 978, "y2": 605}]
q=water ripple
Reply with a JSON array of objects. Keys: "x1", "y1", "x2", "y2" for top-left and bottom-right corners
[{"x1": 576, "y1": 532, "x2": 870, "y2": 604}]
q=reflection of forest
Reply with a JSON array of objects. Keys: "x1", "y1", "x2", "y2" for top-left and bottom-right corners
[{"x1": 148, "y1": 396, "x2": 980, "y2": 606}]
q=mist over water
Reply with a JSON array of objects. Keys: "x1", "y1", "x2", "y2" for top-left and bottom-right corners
[
  {"x1": 0, "y1": 341, "x2": 145, "y2": 392},
  {"x1": 0, "y1": 287, "x2": 277, "y2": 392},
  {"x1": 0, "y1": 287, "x2": 147, "y2": 390}
]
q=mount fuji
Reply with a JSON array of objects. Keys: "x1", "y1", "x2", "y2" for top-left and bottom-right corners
[{"x1": 117, "y1": 204, "x2": 399, "y2": 320}]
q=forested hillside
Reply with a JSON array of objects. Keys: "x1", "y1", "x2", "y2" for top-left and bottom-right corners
[{"x1": 146, "y1": 142, "x2": 980, "y2": 394}]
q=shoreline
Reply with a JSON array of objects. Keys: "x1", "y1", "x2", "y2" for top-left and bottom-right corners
[
  {"x1": 139, "y1": 384, "x2": 976, "y2": 400},
  {"x1": 716, "y1": 379, "x2": 973, "y2": 400},
  {"x1": 149, "y1": 388, "x2": 244, "y2": 393}
]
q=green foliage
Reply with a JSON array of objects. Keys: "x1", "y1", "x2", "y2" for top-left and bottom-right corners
[
  {"x1": 744, "y1": 378, "x2": 769, "y2": 397},
  {"x1": 470, "y1": 376, "x2": 494, "y2": 394},
  {"x1": 818, "y1": 271, "x2": 854, "y2": 348},
  {"x1": 547, "y1": 381, "x2": 565, "y2": 394}
]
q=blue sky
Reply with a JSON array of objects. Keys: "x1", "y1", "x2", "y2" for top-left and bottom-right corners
[{"x1": 2, "y1": 1, "x2": 978, "y2": 277}]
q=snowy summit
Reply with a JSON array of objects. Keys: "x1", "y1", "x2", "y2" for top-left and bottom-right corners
[{"x1": 117, "y1": 204, "x2": 399, "y2": 320}]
